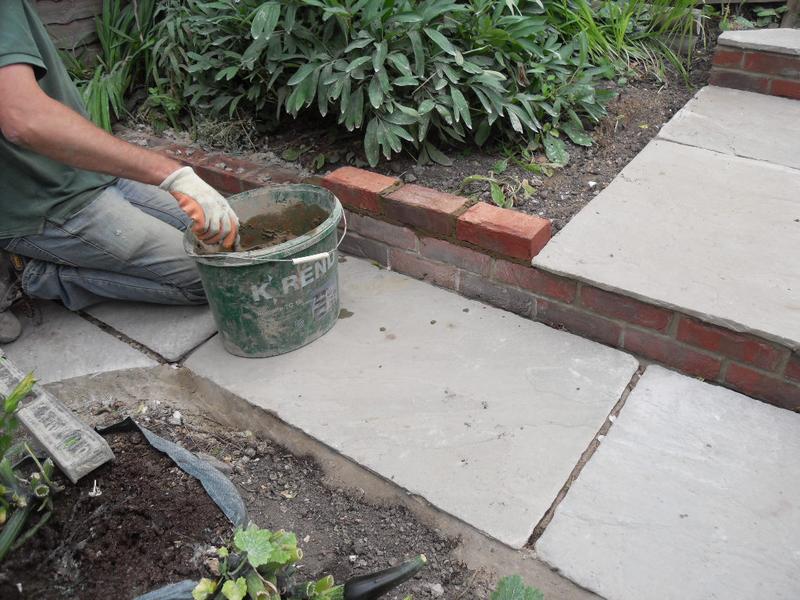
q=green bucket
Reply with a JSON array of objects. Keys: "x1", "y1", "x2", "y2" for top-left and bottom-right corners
[{"x1": 184, "y1": 184, "x2": 345, "y2": 358}]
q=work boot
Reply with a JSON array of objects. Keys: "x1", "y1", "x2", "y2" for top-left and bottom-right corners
[{"x1": 0, "y1": 252, "x2": 22, "y2": 343}]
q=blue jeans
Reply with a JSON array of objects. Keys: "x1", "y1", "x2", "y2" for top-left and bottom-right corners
[{"x1": 0, "y1": 179, "x2": 206, "y2": 310}]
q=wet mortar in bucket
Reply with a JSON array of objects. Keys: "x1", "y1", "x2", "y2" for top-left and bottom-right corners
[{"x1": 184, "y1": 184, "x2": 344, "y2": 358}]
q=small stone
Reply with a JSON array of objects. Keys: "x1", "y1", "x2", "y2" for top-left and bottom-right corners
[
  {"x1": 168, "y1": 411, "x2": 183, "y2": 426},
  {"x1": 244, "y1": 447, "x2": 257, "y2": 459},
  {"x1": 588, "y1": 181, "x2": 597, "y2": 188},
  {"x1": 403, "y1": 173, "x2": 418, "y2": 183},
  {"x1": 427, "y1": 583, "x2": 444, "y2": 597}
]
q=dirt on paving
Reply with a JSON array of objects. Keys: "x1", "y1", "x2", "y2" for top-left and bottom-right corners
[{"x1": 0, "y1": 372, "x2": 496, "y2": 600}]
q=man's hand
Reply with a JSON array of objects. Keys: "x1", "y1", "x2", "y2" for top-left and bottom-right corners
[{"x1": 160, "y1": 167, "x2": 239, "y2": 249}]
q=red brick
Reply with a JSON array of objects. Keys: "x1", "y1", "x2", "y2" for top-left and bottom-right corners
[
  {"x1": 456, "y1": 203, "x2": 551, "y2": 261},
  {"x1": 623, "y1": 329, "x2": 721, "y2": 380},
  {"x1": 743, "y1": 52, "x2": 800, "y2": 78},
  {"x1": 339, "y1": 232, "x2": 389, "y2": 266},
  {"x1": 786, "y1": 353, "x2": 800, "y2": 383},
  {"x1": 676, "y1": 317, "x2": 785, "y2": 371},
  {"x1": 389, "y1": 248, "x2": 457, "y2": 289},
  {"x1": 712, "y1": 48, "x2": 745, "y2": 69},
  {"x1": 321, "y1": 167, "x2": 400, "y2": 213},
  {"x1": 536, "y1": 301, "x2": 622, "y2": 347},
  {"x1": 420, "y1": 238, "x2": 491, "y2": 275},
  {"x1": 459, "y1": 272, "x2": 535, "y2": 316},
  {"x1": 343, "y1": 211, "x2": 417, "y2": 250},
  {"x1": 580, "y1": 287, "x2": 673, "y2": 332},
  {"x1": 709, "y1": 69, "x2": 770, "y2": 94},
  {"x1": 725, "y1": 363, "x2": 800, "y2": 412},
  {"x1": 492, "y1": 260, "x2": 577, "y2": 303},
  {"x1": 195, "y1": 154, "x2": 263, "y2": 194},
  {"x1": 240, "y1": 166, "x2": 302, "y2": 190},
  {"x1": 155, "y1": 143, "x2": 204, "y2": 166},
  {"x1": 770, "y1": 78, "x2": 800, "y2": 100},
  {"x1": 381, "y1": 185, "x2": 468, "y2": 235}
]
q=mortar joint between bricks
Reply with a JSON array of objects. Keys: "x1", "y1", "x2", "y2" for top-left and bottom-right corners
[
  {"x1": 719, "y1": 357, "x2": 732, "y2": 383},
  {"x1": 777, "y1": 348, "x2": 793, "y2": 377}
]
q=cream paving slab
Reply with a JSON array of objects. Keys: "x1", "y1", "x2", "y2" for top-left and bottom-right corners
[
  {"x1": 537, "y1": 366, "x2": 800, "y2": 600},
  {"x1": 658, "y1": 86, "x2": 800, "y2": 170},
  {"x1": 87, "y1": 302, "x2": 217, "y2": 361},
  {"x1": 185, "y1": 257, "x2": 638, "y2": 548},
  {"x1": 534, "y1": 140, "x2": 800, "y2": 349},
  {"x1": 1, "y1": 301, "x2": 156, "y2": 383}
]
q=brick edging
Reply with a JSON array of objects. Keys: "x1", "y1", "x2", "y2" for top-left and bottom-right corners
[
  {"x1": 132, "y1": 132, "x2": 799, "y2": 412},
  {"x1": 711, "y1": 43, "x2": 800, "y2": 100}
]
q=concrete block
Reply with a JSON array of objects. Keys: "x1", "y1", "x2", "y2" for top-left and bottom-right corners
[
  {"x1": 719, "y1": 28, "x2": 800, "y2": 56},
  {"x1": 186, "y1": 257, "x2": 638, "y2": 548},
  {"x1": 537, "y1": 366, "x2": 800, "y2": 600}
]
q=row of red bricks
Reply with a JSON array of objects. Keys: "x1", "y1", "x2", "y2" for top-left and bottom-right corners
[
  {"x1": 141, "y1": 134, "x2": 800, "y2": 411},
  {"x1": 711, "y1": 48, "x2": 800, "y2": 100}
]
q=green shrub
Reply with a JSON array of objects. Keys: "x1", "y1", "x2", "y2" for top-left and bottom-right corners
[{"x1": 147, "y1": 0, "x2": 617, "y2": 165}]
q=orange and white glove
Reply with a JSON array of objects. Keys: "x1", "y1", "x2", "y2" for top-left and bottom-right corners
[{"x1": 160, "y1": 166, "x2": 239, "y2": 250}]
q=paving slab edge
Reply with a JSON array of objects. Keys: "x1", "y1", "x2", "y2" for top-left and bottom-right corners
[{"x1": 118, "y1": 130, "x2": 800, "y2": 411}]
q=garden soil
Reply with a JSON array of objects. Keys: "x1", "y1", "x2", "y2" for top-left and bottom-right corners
[{"x1": 0, "y1": 370, "x2": 495, "y2": 600}]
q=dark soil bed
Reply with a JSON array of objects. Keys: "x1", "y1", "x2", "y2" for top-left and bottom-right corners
[
  {"x1": 1, "y1": 385, "x2": 495, "y2": 599},
  {"x1": 0, "y1": 431, "x2": 231, "y2": 600}
]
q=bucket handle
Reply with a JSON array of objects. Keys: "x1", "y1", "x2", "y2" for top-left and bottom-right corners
[{"x1": 266, "y1": 210, "x2": 347, "y2": 265}]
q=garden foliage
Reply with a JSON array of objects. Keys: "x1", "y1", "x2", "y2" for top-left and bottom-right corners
[{"x1": 71, "y1": 0, "x2": 695, "y2": 166}]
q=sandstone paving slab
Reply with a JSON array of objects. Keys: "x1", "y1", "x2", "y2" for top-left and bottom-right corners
[
  {"x1": 1, "y1": 302, "x2": 156, "y2": 384},
  {"x1": 718, "y1": 28, "x2": 800, "y2": 55},
  {"x1": 186, "y1": 257, "x2": 639, "y2": 548},
  {"x1": 536, "y1": 366, "x2": 800, "y2": 600},
  {"x1": 534, "y1": 140, "x2": 800, "y2": 349},
  {"x1": 87, "y1": 302, "x2": 217, "y2": 361},
  {"x1": 658, "y1": 86, "x2": 800, "y2": 171}
]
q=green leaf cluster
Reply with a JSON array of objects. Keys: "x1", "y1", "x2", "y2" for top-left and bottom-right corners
[{"x1": 491, "y1": 575, "x2": 545, "y2": 600}]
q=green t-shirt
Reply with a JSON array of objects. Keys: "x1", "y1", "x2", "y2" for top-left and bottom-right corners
[{"x1": 0, "y1": 0, "x2": 115, "y2": 239}]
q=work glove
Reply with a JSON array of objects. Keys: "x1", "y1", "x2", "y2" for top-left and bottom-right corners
[{"x1": 160, "y1": 166, "x2": 239, "y2": 250}]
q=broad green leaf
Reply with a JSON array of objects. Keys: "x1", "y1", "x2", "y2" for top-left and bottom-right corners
[
  {"x1": 393, "y1": 76, "x2": 418, "y2": 87},
  {"x1": 368, "y1": 77, "x2": 383, "y2": 108},
  {"x1": 234, "y1": 526, "x2": 275, "y2": 568},
  {"x1": 424, "y1": 28, "x2": 458, "y2": 57},
  {"x1": 491, "y1": 159, "x2": 508, "y2": 174},
  {"x1": 287, "y1": 63, "x2": 316, "y2": 86},
  {"x1": 344, "y1": 37, "x2": 374, "y2": 53},
  {"x1": 475, "y1": 119, "x2": 491, "y2": 146},
  {"x1": 250, "y1": 3, "x2": 280, "y2": 40},
  {"x1": 221, "y1": 577, "x2": 247, "y2": 600},
  {"x1": 562, "y1": 121, "x2": 592, "y2": 146},
  {"x1": 373, "y1": 41, "x2": 388, "y2": 72},
  {"x1": 408, "y1": 31, "x2": 425, "y2": 75},
  {"x1": 450, "y1": 87, "x2": 472, "y2": 129},
  {"x1": 490, "y1": 182, "x2": 506, "y2": 207},
  {"x1": 425, "y1": 142, "x2": 453, "y2": 166},
  {"x1": 346, "y1": 56, "x2": 372, "y2": 73},
  {"x1": 490, "y1": 575, "x2": 544, "y2": 600},
  {"x1": 192, "y1": 578, "x2": 217, "y2": 600},
  {"x1": 543, "y1": 135, "x2": 569, "y2": 166},
  {"x1": 364, "y1": 118, "x2": 380, "y2": 167},
  {"x1": 387, "y1": 53, "x2": 412, "y2": 76}
]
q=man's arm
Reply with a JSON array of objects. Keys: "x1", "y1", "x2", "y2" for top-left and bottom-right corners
[
  {"x1": 0, "y1": 63, "x2": 238, "y2": 247},
  {"x1": 0, "y1": 63, "x2": 180, "y2": 185}
]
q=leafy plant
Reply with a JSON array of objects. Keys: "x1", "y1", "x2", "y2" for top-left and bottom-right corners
[
  {"x1": 491, "y1": 575, "x2": 544, "y2": 600},
  {"x1": 194, "y1": 523, "x2": 425, "y2": 600},
  {"x1": 143, "y1": 0, "x2": 617, "y2": 166},
  {"x1": 0, "y1": 373, "x2": 61, "y2": 562}
]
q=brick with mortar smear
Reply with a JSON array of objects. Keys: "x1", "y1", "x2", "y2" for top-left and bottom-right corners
[
  {"x1": 381, "y1": 185, "x2": 468, "y2": 236},
  {"x1": 242, "y1": 166, "x2": 302, "y2": 189},
  {"x1": 770, "y1": 78, "x2": 800, "y2": 100},
  {"x1": 343, "y1": 211, "x2": 417, "y2": 250},
  {"x1": 389, "y1": 248, "x2": 457, "y2": 290},
  {"x1": 709, "y1": 69, "x2": 770, "y2": 94},
  {"x1": 195, "y1": 164, "x2": 243, "y2": 195},
  {"x1": 492, "y1": 260, "x2": 576, "y2": 303},
  {"x1": 321, "y1": 167, "x2": 400, "y2": 213},
  {"x1": 459, "y1": 271, "x2": 535, "y2": 317},
  {"x1": 340, "y1": 232, "x2": 389, "y2": 266},
  {"x1": 580, "y1": 286, "x2": 672, "y2": 332},
  {"x1": 712, "y1": 48, "x2": 745, "y2": 69},
  {"x1": 456, "y1": 203, "x2": 551, "y2": 261},
  {"x1": 725, "y1": 363, "x2": 800, "y2": 412},
  {"x1": 676, "y1": 317, "x2": 786, "y2": 371},
  {"x1": 785, "y1": 353, "x2": 800, "y2": 384},
  {"x1": 623, "y1": 328, "x2": 722, "y2": 381},
  {"x1": 420, "y1": 237, "x2": 491, "y2": 276},
  {"x1": 743, "y1": 52, "x2": 800, "y2": 78},
  {"x1": 155, "y1": 143, "x2": 202, "y2": 167},
  {"x1": 536, "y1": 300, "x2": 622, "y2": 347}
]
